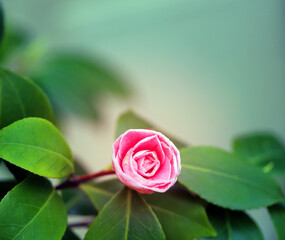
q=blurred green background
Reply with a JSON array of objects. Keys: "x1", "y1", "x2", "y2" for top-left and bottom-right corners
[{"x1": 2, "y1": 0, "x2": 285, "y2": 239}]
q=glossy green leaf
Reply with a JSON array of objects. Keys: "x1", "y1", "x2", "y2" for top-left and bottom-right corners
[
  {"x1": 201, "y1": 206, "x2": 263, "y2": 240},
  {"x1": 179, "y1": 147, "x2": 284, "y2": 210},
  {"x1": 84, "y1": 187, "x2": 165, "y2": 240},
  {"x1": 81, "y1": 179, "x2": 124, "y2": 211},
  {"x1": 116, "y1": 110, "x2": 187, "y2": 149},
  {"x1": 0, "y1": 117, "x2": 74, "y2": 178},
  {"x1": 144, "y1": 186, "x2": 216, "y2": 240},
  {"x1": 0, "y1": 68, "x2": 53, "y2": 129},
  {"x1": 233, "y1": 133, "x2": 285, "y2": 176},
  {"x1": 62, "y1": 228, "x2": 80, "y2": 240},
  {"x1": 0, "y1": 176, "x2": 67, "y2": 240},
  {"x1": 268, "y1": 204, "x2": 285, "y2": 240},
  {"x1": 32, "y1": 53, "x2": 128, "y2": 119}
]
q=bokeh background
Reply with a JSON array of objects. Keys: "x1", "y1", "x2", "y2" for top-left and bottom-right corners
[{"x1": 2, "y1": 0, "x2": 285, "y2": 239}]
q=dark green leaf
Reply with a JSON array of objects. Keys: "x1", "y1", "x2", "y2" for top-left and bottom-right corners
[
  {"x1": 32, "y1": 53, "x2": 128, "y2": 119},
  {"x1": 144, "y1": 186, "x2": 216, "y2": 240},
  {"x1": 61, "y1": 188, "x2": 97, "y2": 216},
  {"x1": 0, "y1": 176, "x2": 67, "y2": 240},
  {"x1": 116, "y1": 110, "x2": 187, "y2": 149},
  {"x1": 0, "y1": 117, "x2": 74, "y2": 178},
  {"x1": 0, "y1": 68, "x2": 53, "y2": 129},
  {"x1": 268, "y1": 204, "x2": 285, "y2": 240},
  {"x1": 62, "y1": 228, "x2": 80, "y2": 240},
  {"x1": 201, "y1": 206, "x2": 263, "y2": 240},
  {"x1": 179, "y1": 147, "x2": 284, "y2": 210},
  {"x1": 233, "y1": 133, "x2": 285, "y2": 176},
  {"x1": 84, "y1": 187, "x2": 165, "y2": 240},
  {"x1": 81, "y1": 179, "x2": 124, "y2": 211}
]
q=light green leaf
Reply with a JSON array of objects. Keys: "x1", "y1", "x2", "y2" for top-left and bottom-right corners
[
  {"x1": 0, "y1": 117, "x2": 74, "y2": 178},
  {"x1": 268, "y1": 204, "x2": 285, "y2": 240},
  {"x1": 0, "y1": 68, "x2": 53, "y2": 129},
  {"x1": 81, "y1": 179, "x2": 124, "y2": 211},
  {"x1": 179, "y1": 147, "x2": 284, "y2": 210},
  {"x1": 0, "y1": 176, "x2": 67, "y2": 240},
  {"x1": 32, "y1": 53, "x2": 128, "y2": 119},
  {"x1": 143, "y1": 186, "x2": 216, "y2": 240},
  {"x1": 201, "y1": 206, "x2": 264, "y2": 240},
  {"x1": 233, "y1": 133, "x2": 285, "y2": 176},
  {"x1": 116, "y1": 110, "x2": 187, "y2": 149},
  {"x1": 84, "y1": 187, "x2": 165, "y2": 240}
]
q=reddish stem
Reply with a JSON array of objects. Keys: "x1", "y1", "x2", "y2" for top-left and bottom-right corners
[
  {"x1": 68, "y1": 218, "x2": 94, "y2": 228},
  {"x1": 56, "y1": 169, "x2": 115, "y2": 190}
]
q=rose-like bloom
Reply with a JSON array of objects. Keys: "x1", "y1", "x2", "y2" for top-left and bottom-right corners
[{"x1": 112, "y1": 129, "x2": 181, "y2": 194}]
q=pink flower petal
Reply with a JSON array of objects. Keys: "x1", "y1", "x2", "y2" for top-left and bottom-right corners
[
  {"x1": 112, "y1": 129, "x2": 181, "y2": 194},
  {"x1": 118, "y1": 129, "x2": 154, "y2": 159},
  {"x1": 132, "y1": 135, "x2": 165, "y2": 162}
]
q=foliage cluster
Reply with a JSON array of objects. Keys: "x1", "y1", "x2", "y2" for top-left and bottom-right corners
[{"x1": 0, "y1": 4, "x2": 285, "y2": 240}]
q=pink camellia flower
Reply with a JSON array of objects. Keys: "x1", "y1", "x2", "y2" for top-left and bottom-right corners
[{"x1": 112, "y1": 129, "x2": 181, "y2": 194}]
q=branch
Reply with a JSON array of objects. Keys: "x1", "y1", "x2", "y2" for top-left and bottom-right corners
[
  {"x1": 56, "y1": 169, "x2": 116, "y2": 190},
  {"x1": 68, "y1": 218, "x2": 94, "y2": 228}
]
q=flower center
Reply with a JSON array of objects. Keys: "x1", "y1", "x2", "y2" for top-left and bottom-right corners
[{"x1": 133, "y1": 150, "x2": 160, "y2": 178}]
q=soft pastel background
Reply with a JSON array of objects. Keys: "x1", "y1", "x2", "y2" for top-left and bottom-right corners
[{"x1": 2, "y1": 0, "x2": 285, "y2": 239}]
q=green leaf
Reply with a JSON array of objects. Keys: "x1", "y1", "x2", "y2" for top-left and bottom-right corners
[
  {"x1": 143, "y1": 186, "x2": 216, "y2": 240},
  {"x1": 116, "y1": 110, "x2": 187, "y2": 149},
  {"x1": 0, "y1": 68, "x2": 53, "y2": 129},
  {"x1": 201, "y1": 206, "x2": 264, "y2": 240},
  {"x1": 233, "y1": 133, "x2": 285, "y2": 176},
  {"x1": 61, "y1": 188, "x2": 97, "y2": 216},
  {"x1": 32, "y1": 53, "x2": 128, "y2": 119},
  {"x1": 84, "y1": 187, "x2": 165, "y2": 240},
  {"x1": 268, "y1": 204, "x2": 285, "y2": 240},
  {"x1": 0, "y1": 117, "x2": 74, "y2": 178},
  {"x1": 62, "y1": 228, "x2": 80, "y2": 240},
  {"x1": 0, "y1": 176, "x2": 67, "y2": 240},
  {"x1": 179, "y1": 147, "x2": 284, "y2": 210},
  {"x1": 81, "y1": 179, "x2": 124, "y2": 211}
]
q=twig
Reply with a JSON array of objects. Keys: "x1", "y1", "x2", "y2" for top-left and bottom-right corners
[
  {"x1": 68, "y1": 218, "x2": 94, "y2": 228},
  {"x1": 56, "y1": 169, "x2": 116, "y2": 190}
]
